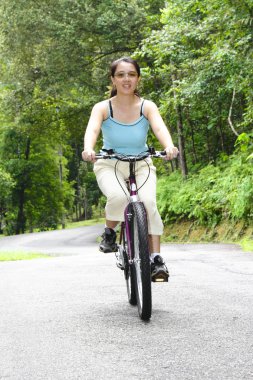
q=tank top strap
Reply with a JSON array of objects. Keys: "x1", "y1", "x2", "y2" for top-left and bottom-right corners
[
  {"x1": 109, "y1": 100, "x2": 113, "y2": 118},
  {"x1": 140, "y1": 99, "x2": 145, "y2": 116}
]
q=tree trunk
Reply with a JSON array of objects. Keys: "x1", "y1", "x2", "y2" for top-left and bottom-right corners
[
  {"x1": 217, "y1": 102, "x2": 225, "y2": 152},
  {"x1": 176, "y1": 103, "x2": 188, "y2": 177},
  {"x1": 205, "y1": 126, "x2": 212, "y2": 162},
  {"x1": 75, "y1": 144, "x2": 82, "y2": 221},
  {"x1": 171, "y1": 72, "x2": 188, "y2": 178},
  {"x1": 16, "y1": 136, "x2": 31, "y2": 234},
  {"x1": 227, "y1": 88, "x2": 239, "y2": 137},
  {"x1": 186, "y1": 110, "x2": 197, "y2": 164}
]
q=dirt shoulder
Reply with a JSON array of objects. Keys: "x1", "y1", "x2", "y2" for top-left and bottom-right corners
[{"x1": 163, "y1": 220, "x2": 253, "y2": 250}]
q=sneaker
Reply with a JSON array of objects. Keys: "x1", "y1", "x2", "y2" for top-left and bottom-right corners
[
  {"x1": 151, "y1": 255, "x2": 169, "y2": 282},
  {"x1": 99, "y1": 227, "x2": 118, "y2": 253}
]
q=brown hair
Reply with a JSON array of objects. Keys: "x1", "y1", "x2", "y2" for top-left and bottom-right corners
[{"x1": 110, "y1": 57, "x2": 141, "y2": 97}]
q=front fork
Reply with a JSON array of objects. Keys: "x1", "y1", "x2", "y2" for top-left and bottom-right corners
[{"x1": 116, "y1": 162, "x2": 140, "y2": 268}]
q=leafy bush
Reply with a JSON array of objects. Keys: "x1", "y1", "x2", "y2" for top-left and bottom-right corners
[{"x1": 157, "y1": 151, "x2": 253, "y2": 226}]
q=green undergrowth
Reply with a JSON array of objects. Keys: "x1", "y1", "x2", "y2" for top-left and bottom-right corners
[
  {"x1": 157, "y1": 147, "x2": 252, "y2": 253},
  {"x1": 157, "y1": 150, "x2": 253, "y2": 228}
]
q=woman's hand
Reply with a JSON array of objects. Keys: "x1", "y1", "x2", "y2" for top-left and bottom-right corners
[
  {"x1": 164, "y1": 145, "x2": 179, "y2": 160},
  {"x1": 82, "y1": 148, "x2": 96, "y2": 162}
]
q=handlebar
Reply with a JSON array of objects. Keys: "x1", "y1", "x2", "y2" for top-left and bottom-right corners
[{"x1": 95, "y1": 149, "x2": 167, "y2": 162}]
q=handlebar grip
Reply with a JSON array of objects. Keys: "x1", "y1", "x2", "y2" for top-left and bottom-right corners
[{"x1": 95, "y1": 154, "x2": 111, "y2": 159}]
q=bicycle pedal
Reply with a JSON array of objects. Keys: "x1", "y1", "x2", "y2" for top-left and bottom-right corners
[{"x1": 152, "y1": 273, "x2": 169, "y2": 283}]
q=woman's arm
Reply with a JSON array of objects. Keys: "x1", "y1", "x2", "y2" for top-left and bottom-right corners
[
  {"x1": 82, "y1": 102, "x2": 105, "y2": 161},
  {"x1": 145, "y1": 100, "x2": 179, "y2": 159}
]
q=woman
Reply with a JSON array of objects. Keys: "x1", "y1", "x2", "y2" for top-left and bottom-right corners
[{"x1": 82, "y1": 57, "x2": 178, "y2": 281}]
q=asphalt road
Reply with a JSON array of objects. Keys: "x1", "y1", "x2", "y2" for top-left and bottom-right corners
[{"x1": 0, "y1": 226, "x2": 253, "y2": 380}]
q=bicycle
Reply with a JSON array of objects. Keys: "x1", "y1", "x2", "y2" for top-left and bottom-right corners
[{"x1": 95, "y1": 147, "x2": 167, "y2": 321}]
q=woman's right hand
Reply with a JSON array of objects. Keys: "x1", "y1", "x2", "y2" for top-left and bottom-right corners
[{"x1": 82, "y1": 148, "x2": 96, "y2": 162}]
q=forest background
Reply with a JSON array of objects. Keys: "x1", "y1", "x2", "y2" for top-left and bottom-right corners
[{"x1": 0, "y1": 0, "x2": 252, "y2": 244}]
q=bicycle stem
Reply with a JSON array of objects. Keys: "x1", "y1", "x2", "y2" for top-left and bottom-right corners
[{"x1": 129, "y1": 162, "x2": 139, "y2": 202}]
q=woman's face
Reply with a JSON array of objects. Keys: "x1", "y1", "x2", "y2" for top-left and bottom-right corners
[{"x1": 111, "y1": 61, "x2": 140, "y2": 95}]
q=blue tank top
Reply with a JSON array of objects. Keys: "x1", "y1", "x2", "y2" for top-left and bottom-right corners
[{"x1": 101, "y1": 100, "x2": 150, "y2": 155}]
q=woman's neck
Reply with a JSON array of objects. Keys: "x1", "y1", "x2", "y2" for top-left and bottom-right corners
[
  {"x1": 109, "y1": 94, "x2": 142, "y2": 123},
  {"x1": 112, "y1": 94, "x2": 139, "y2": 106}
]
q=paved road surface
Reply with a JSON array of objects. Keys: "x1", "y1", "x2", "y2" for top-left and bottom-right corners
[{"x1": 0, "y1": 226, "x2": 253, "y2": 380}]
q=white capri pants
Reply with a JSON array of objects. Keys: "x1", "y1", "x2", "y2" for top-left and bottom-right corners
[{"x1": 93, "y1": 158, "x2": 164, "y2": 235}]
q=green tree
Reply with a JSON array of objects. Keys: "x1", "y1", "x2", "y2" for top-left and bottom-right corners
[
  {"x1": 136, "y1": 0, "x2": 253, "y2": 170},
  {"x1": 0, "y1": 0, "x2": 157, "y2": 232}
]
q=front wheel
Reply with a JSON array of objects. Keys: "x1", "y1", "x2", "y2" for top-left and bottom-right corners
[
  {"x1": 129, "y1": 202, "x2": 152, "y2": 321},
  {"x1": 124, "y1": 249, "x2": 137, "y2": 306}
]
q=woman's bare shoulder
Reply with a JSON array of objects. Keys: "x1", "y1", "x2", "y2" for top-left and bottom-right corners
[
  {"x1": 93, "y1": 99, "x2": 109, "y2": 111},
  {"x1": 92, "y1": 100, "x2": 109, "y2": 118},
  {"x1": 142, "y1": 99, "x2": 158, "y2": 117},
  {"x1": 143, "y1": 99, "x2": 158, "y2": 109}
]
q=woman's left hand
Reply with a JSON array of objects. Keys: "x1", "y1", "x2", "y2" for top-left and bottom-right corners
[{"x1": 164, "y1": 146, "x2": 179, "y2": 160}]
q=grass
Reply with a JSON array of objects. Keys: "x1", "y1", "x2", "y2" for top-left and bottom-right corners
[
  {"x1": 0, "y1": 218, "x2": 104, "y2": 262},
  {"x1": 0, "y1": 252, "x2": 51, "y2": 262},
  {"x1": 240, "y1": 238, "x2": 253, "y2": 252}
]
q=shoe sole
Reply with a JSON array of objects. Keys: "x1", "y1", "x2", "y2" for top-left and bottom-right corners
[{"x1": 99, "y1": 246, "x2": 118, "y2": 254}]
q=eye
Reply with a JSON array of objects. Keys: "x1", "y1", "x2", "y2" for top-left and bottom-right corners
[
  {"x1": 115, "y1": 73, "x2": 125, "y2": 78},
  {"x1": 114, "y1": 72, "x2": 138, "y2": 78}
]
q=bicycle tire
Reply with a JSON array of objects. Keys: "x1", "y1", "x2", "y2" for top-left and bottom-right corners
[
  {"x1": 120, "y1": 224, "x2": 137, "y2": 305},
  {"x1": 129, "y1": 202, "x2": 152, "y2": 320}
]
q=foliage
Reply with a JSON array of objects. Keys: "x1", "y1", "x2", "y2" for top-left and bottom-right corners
[
  {"x1": 0, "y1": 0, "x2": 151, "y2": 234},
  {"x1": 0, "y1": 0, "x2": 253, "y2": 234},
  {"x1": 157, "y1": 144, "x2": 253, "y2": 226}
]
